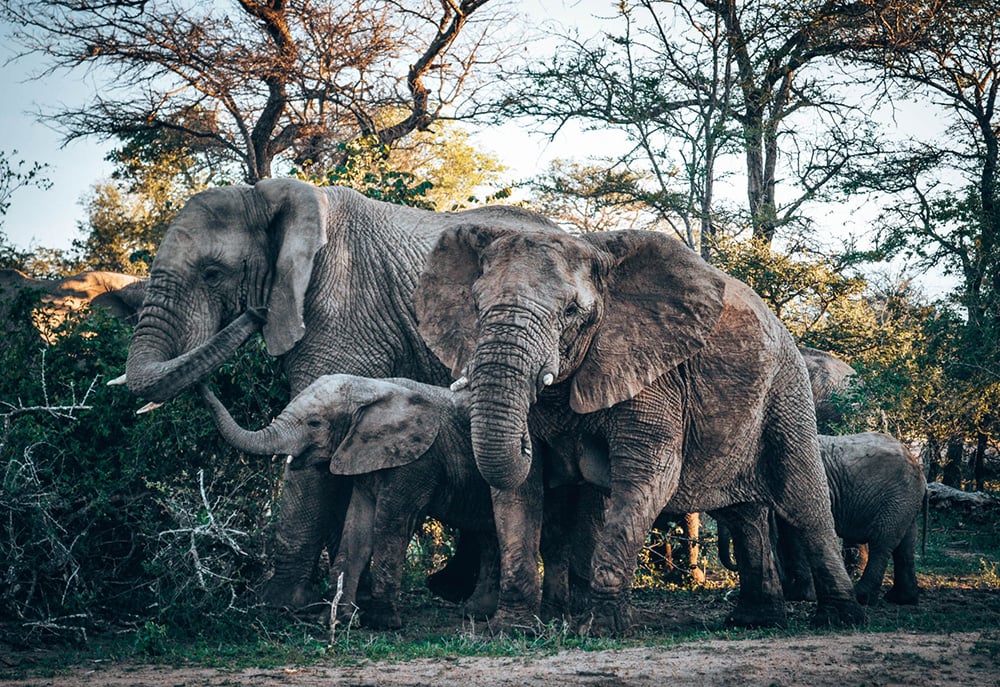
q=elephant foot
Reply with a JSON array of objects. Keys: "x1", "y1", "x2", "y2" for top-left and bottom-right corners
[
  {"x1": 262, "y1": 579, "x2": 319, "y2": 612},
  {"x1": 812, "y1": 598, "x2": 866, "y2": 627},
  {"x1": 485, "y1": 605, "x2": 541, "y2": 636},
  {"x1": 363, "y1": 599, "x2": 402, "y2": 630},
  {"x1": 854, "y1": 585, "x2": 880, "y2": 606},
  {"x1": 884, "y1": 585, "x2": 919, "y2": 605},
  {"x1": 576, "y1": 596, "x2": 635, "y2": 637},
  {"x1": 725, "y1": 601, "x2": 788, "y2": 629},
  {"x1": 462, "y1": 589, "x2": 499, "y2": 619}
]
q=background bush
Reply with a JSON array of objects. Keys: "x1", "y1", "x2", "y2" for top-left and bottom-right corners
[{"x1": 0, "y1": 292, "x2": 288, "y2": 644}]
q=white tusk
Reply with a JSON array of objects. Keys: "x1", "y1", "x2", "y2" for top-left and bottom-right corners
[
  {"x1": 136, "y1": 401, "x2": 164, "y2": 414},
  {"x1": 107, "y1": 373, "x2": 128, "y2": 386},
  {"x1": 542, "y1": 373, "x2": 554, "y2": 387},
  {"x1": 450, "y1": 376, "x2": 469, "y2": 392},
  {"x1": 286, "y1": 455, "x2": 294, "y2": 465}
]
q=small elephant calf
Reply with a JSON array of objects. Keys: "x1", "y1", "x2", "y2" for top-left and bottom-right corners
[
  {"x1": 719, "y1": 432, "x2": 927, "y2": 605},
  {"x1": 781, "y1": 432, "x2": 927, "y2": 605},
  {"x1": 200, "y1": 375, "x2": 498, "y2": 629}
]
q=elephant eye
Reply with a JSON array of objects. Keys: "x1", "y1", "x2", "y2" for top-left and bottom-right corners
[
  {"x1": 306, "y1": 418, "x2": 323, "y2": 429},
  {"x1": 202, "y1": 265, "x2": 226, "y2": 287},
  {"x1": 563, "y1": 300, "x2": 580, "y2": 318}
]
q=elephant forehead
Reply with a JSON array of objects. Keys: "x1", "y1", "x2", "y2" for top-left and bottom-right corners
[{"x1": 479, "y1": 234, "x2": 598, "y2": 298}]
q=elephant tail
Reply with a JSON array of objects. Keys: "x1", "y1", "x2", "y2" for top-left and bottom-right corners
[
  {"x1": 921, "y1": 487, "x2": 930, "y2": 556},
  {"x1": 716, "y1": 519, "x2": 740, "y2": 572}
]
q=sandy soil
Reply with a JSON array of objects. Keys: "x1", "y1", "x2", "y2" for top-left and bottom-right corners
[{"x1": 4, "y1": 585, "x2": 999, "y2": 687}]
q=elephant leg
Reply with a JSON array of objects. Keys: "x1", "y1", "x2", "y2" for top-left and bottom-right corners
[
  {"x1": 426, "y1": 530, "x2": 480, "y2": 603},
  {"x1": 587, "y1": 452, "x2": 679, "y2": 636},
  {"x1": 364, "y1": 510, "x2": 416, "y2": 630},
  {"x1": 884, "y1": 522, "x2": 920, "y2": 605},
  {"x1": 719, "y1": 505, "x2": 788, "y2": 628},
  {"x1": 490, "y1": 459, "x2": 544, "y2": 629},
  {"x1": 265, "y1": 467, "x2": 349, "y2": 612},
  {"x1": 766, "y1": 402, "x2": 864, "y2": 626},
  {"x1": 329, "y1": 494, "x2": 375, "y2": 627},
  {"x1": 462, "y1": 532, "x2": 500, "y2": 618},
  {"x1": 853, "y1": 539, "x2": 893, "y2": 606},
  {"x1": 774, "y1": 516, "x2": 816, "y2": 601}
]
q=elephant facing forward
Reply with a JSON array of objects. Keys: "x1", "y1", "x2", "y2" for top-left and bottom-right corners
[
  {"x1": 200, "y1": 375, "x2": 501, "y2": 629},
  {"x1": 415, "y1": 226, "x2": 865, "y2": 634}
]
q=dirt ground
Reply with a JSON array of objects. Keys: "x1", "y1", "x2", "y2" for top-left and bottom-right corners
[{"x1": 4, "y1": 585, "x2": 999, "y2": 687}]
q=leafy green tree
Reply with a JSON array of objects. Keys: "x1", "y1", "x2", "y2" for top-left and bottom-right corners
[
  {"x1": 3, "y1": 0, "x2": 513, "y2": 183},
  {"x1": 75, "y1": 127, "x2": 213, "y2": 274}
]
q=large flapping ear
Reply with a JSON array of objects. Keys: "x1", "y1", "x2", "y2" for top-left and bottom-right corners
[
  {"x1": 415, "y1": 224, "x2": 513, "y2": 377},
  {"x1": 254, "y1": 178, "x2": 330, "y2": 356},
  {"x1": 328, "y1": 383, "x2": 443, "y2": 475},
  {"x1": 571, "y1": 231, "x2": 727, "y2": 413}
]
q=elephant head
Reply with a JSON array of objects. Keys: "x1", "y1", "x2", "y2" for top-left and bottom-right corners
[
  {"x1": 124, "y1": 178, "x2": 331, "y2": 402},
  {"x1": 199, "y1": 375, "x2": 442, "y2": 475},
  {"x1": 415, "y1": 227, "x2": 726, "y2": 490}
]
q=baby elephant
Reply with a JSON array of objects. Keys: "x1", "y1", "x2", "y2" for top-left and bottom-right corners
[
  {"x1": 720, "y1": 432, "x2": 926, "y2": 605},
  {"x1": 779, "y1": 432, "x2": 927, "y2": 605},
  {"x1": 200, "y1": 375, "x2": 498, "y2": 630}
]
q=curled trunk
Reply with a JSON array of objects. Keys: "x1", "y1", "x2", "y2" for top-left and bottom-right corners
[
  {"x1": 199, "y1": 385, "x2": 298, "y2": 456},
  {"x1": 469, "y1": 353, "x2": 535, "y2": 491},
  {"x1": 126, "y1": 309, "x2": 264, "y2": 402}
]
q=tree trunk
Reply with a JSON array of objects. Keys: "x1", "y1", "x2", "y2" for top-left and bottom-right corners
[{"x1": 942, "y1": 435, "x2": 965, "y2": 489}]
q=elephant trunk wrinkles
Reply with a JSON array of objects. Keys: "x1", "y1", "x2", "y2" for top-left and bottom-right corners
[
  {"x1": 200, "y1": 385, "x2": 298, "y2": 456},
  {"x1": 126, "y1": 308, "x2": 264, "y2": 402},
  {"x1": 469, "y1": 338, "x2": 538, "y2": 491}
]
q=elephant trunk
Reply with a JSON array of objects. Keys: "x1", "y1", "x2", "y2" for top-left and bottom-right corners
[
  {"x1": 199, "y1": 385, "x2": 299, "y2": 456},
  {"x1": 468, "y1": 317, "x2": 545, "y2": 490},
  {"x1": 126, "y1": 307, "x2": 265, "y2": 403}
]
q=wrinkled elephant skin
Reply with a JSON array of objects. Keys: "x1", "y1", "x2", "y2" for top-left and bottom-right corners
[
  {"x1": 416, "y1": 227, "x2": 865, "y2": 634},
  {"x1": 123, "y1": 178, "x2": 559, "y2": 610}
]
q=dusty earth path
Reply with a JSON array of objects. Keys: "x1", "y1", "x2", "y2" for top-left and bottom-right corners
[{"x1": 2, "y1": 630, "x2": 998, "y2": 686}]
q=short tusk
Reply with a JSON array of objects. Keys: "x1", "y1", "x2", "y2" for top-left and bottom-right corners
[
  {"x1": 286, "y1": 455, "x2": 294, "y2": 465},
  {"x1": 542, "y1": 373, "x2": 554, "y2": 387},
  {"x1": 450, "y1": 376, "x2": 469, "y2": 392},
  {"x1": 136, "y1": 401, "x2": 164, "y2": 415},
  {"x1": 107, "y1": 372, "x2": 128, "y2": 386}
]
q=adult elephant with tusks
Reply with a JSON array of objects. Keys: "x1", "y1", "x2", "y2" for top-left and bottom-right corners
[
  {"x1": 414, "y1": 226, "x2": 866, "y2": 635},
  {"x1": 117, "y1": 177, "x2": 560, "y2": 611}
]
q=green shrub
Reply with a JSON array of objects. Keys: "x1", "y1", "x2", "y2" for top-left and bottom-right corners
[{"x1": 0, "y1": 296, "x2": 287, "y2": 644}]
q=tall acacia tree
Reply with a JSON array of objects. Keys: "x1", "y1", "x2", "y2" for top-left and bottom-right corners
[
  {"x1": 504, "y1": 1, "x2": 926, "y2": 254},
  {"x1": 2, "y1": 0, "x2": 512, "y2": 183},
  {"x1": 842, "y1": 0, "x2": 1000, "y2": 485}
]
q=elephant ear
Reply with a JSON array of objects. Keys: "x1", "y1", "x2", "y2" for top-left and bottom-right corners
[
  {"x1": 415, "y1": 224, "x2": 513, "y2": 378},
  {"x1": 571, "y1": 231, "x2": 727, "y2": 413},
  {"x1": 328, "y1": 384, "x2": 443, "y2": 475},
  {"x1": 255, "y1": 178, "x2": 330, "y2": 356}
]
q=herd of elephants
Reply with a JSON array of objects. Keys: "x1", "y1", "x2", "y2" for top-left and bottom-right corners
[{"x1": 5, "y1": 178, "x2": 928, "y2": 636}]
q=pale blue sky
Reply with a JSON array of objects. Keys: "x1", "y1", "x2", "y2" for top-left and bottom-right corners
[
  {"x1": 0, "y1": 0, "x2": 603, "y2": 254},
  {"x1": 0, "y1": 2, "x2": 956, "y2": 297}
]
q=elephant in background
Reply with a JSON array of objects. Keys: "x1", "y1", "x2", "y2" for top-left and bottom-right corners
[
  {"x1": 119, "y1": 177, "x2": 560, "y2": 610},
  {"x1": 799, "y1": 346, "x2": 860, "y2": 433},
  {"x1": 720, "y1": 432, "x2": 926, "y2": 605},
  {"x1": 649, "y1": 348, "x2": 860, "y2": 586},
  {"x1": 199, "y1": 375, "x2": 501, "y2": 630},
  {"x1": 1, "y1": 269, "x2": 145, "y2": 337},
  {"x1": 415, "y1": 226, "x2": 864, "y2": 634}
]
